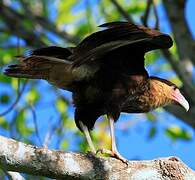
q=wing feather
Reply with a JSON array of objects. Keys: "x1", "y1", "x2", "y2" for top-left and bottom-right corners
[
  {"x1": 4, "y1": 46, "x2": 76, "y2": 91},
  {"x1": 71, "y1": 21, "x2": 173, "y2": 70}
]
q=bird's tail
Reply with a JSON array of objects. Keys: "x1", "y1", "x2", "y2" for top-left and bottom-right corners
[{"x1": 4, "y1": 46, "x2": 73, "y2": 80}]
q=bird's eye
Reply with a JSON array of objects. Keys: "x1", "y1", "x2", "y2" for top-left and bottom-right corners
[{"x1": 172, "y1": 86, "x2": 177, "y2": 90}]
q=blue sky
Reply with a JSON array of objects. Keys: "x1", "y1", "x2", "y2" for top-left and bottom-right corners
[{"x1": 0, "y1": 0, "x2": 195, "y2": 171}]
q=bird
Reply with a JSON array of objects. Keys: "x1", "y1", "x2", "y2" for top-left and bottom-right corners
[{"x1": 4, "y1": 21, "x2": 189, "y2": 163}]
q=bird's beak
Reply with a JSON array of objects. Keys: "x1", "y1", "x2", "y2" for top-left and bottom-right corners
[{"x1": 172, "y1": 89, "x2": 189, "y2": 111}]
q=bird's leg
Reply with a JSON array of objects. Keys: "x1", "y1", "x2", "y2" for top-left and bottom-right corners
[
  {"x1": 97, "y1": 116, "x2": 128, "y2": 163},
  {"x1": 108, "y1": 116, "x2": 128, "y2": 163},
  {"x1": 79, "y1": 121, "x2": 96, "y2": 153}
]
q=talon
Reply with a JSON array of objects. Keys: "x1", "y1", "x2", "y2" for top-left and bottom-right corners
[
  {"x1": 96, "y1": 148, "x2": 128, "y2": 165},
  {"x1": 112, "y1": 152, "x2": 128, "y2": 165},
  {"x1": 96, "y1": 148, "x2": 113, "y2": 155}
]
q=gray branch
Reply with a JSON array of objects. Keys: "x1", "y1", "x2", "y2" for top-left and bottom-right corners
[
  {"x1": 0, "y1": 135, "x2": 195, "y2": 179},
  {"x1": 162, "y1": 0, "x2": 195, "y2": 64},
  {"x1": 0, "y1": 2, "x2": 80, "y2": 47}
]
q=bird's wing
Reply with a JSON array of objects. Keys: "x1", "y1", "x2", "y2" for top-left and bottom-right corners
[
  {"x1": 4, "y1": 46, "x2": 77, "y2": 91},
  {"x1": 71, "y1": 21, "x2": 173, "y2": 70}
]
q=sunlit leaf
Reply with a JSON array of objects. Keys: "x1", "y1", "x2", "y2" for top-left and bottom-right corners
[
  {"x1": 25, "y1": 88, "x2": 40, "y2": 104},
  {"x1": 127, "y1": 1, "x2": 146, "y2": 14},
  {"x1": 169, "y1": 76, "x2": 182, "y2": 87},
  {"x1": 0, "y1": 117, "x2": 9, "y2": 130},
  {"x1": 2, "y1": 54, "x2": 12, "y2": 64},
  {"x1": 146, "y1": 113, "x2": 156, "y2": 122},
  {"x1": 64, "y1": 118, "x2": 76, "y2": 129},
  {"x1": 165, "y1": 126, "x2": 192, "y2": 141},
  {"x1": 55, "y1": 98, "x2": 67, "y2": 113},
  {"x1": 145, "y1": 51, "x2": 160, "y2": 66},
  {"x1": 15, "y1": 110, "x2": 34, "y2": 137},
  {"x1": 11, "y1": 78, "x2": 19, "y2": 90},
  {"x1": 148, "y1": 126, "x2": 157, "y2": 139},
  {"x1": 56, "y1": 0, "x2": 81, "y2": 25},
  {"x1": 60, "y1": 139, "x2": 69, "y2": 150}
]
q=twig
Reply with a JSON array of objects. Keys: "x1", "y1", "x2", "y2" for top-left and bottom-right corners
[
  {"x1": 28, "y1": 105, "x2": 43, "y2": 146},
  {"x1": 43, "y1": 117, "x2": 58, "y2": 148},
  {"x1": 141, "y1": 0, "x2": 159, "y2": 29},
  {"x1": 55, "y1": 116, "x2": 65, "y2": 149},
  {"x1": 152, "y1": 0, "x2": 159, "y2": 29},
  {"x1": 141, "y1": 0, "x2": 152, "y2": 26},
  {"x1": 162, "y1": 49, "x2": 195, "y2": 104},
  {"x1": 110, "y1": 0, "x2": 133, "y2": 22},
  {"x1": 16, "y1": 37, "x2": 21, "y2": 96},
  {"x1": 0, "y1": 80, "x2": 28, "y2": 117},
  {"x1": 18, "y1": 0, "x2": 80, "y2": 44}
]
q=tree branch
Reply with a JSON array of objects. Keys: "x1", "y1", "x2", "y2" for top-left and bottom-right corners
[
  {"x1": 0, "y1": 2, "x2": 80, "y2": 47},
  {"x1": 162, "y1": 50, "x2": 195, "y2": 103},
  {"x1": 162, "y1": 0, "x2": 195, "y2": 64},
  {"x1": 141, "y1": 0, "x2": 152, "y2": 27},
  {"x1": 0, "y1": 80, "x2": 28, "y2": 117},
  {"x1": 0, "y1": 135, "x2": 195, "y2": 179},
  {"x1": 110, "y1": 0, "x2": 133, "y2": 22},
  {"x1": 18, "y1": 0, "x2": 80, "y2": 44}
]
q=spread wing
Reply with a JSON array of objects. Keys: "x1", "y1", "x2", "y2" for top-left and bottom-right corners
[
  {"x1": 4, "y1": 22, "x2": 173, "y2": 91},
  {"x1": 71, "y1": 21, "x2": 173, "y2": 74}
]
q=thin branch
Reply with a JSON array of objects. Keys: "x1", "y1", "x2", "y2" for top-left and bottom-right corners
[
  {"x1": 162, "y1": 49, "x2": 195, "y2": 104},
  {"x1": 18, "y1": 0, "x2": 80, "y2": 44},
  {"x1": 141, "y1": 0, "x2": 152, "y2": 27},
  {"x1": 162, "y1": 0, "x2": 195, "y2": 64},
  {"x1": 0, "y1": 135, "x2": 194, "y2": 179},
  {"x1": 152, "y1": 0, "x2": 159, "y2": 29},
  {"x1": 0, "y1": 80, "x2": 28, "y2": 117},
  {"x1": 141, "y1": 0, "x2": 159, "y2": 29},
  {"x1": 110, "y1": 0, "x2": 133, "y2": 22},
  {"x1": 28, "y1": 105, "x2": 43, "y2": 146},
  {"x1": 43, "y1": 118, "x2": 55, "y2": 148}
]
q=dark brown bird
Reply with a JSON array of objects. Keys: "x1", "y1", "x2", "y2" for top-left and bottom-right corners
[{"x1": 4, "y1": 21, "x2": 189, "y2": 163}]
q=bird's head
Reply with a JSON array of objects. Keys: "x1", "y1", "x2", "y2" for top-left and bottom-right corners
[{"x1": 149, "y1": 77, "x2": 189, "y2": 111}]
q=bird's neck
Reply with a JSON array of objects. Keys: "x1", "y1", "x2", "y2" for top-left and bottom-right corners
[{"x1": 147, "y1": 79, "x2": 173, "y2": 110}]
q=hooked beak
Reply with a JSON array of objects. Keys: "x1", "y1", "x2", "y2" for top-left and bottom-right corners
[{"x1": 172, "y1": 89, "x2": 189, "y2": 111}]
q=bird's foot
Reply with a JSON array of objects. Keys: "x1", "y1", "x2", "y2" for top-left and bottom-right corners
[{"x1": 96, "y1": 148, "x2": 128, "y2": 164}]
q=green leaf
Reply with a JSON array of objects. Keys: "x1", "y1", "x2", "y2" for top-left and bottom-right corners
[
  {"x1": 25, "y1": 88, "x2": 40, "y2": 104},
  {"x1": 64, "y1": 118, "x2": 75, "y2": 129},
  {"x1": 127, "y1": 1, "x2": 146, "y2": 14},
  {"x1": 145, "y1": 51, "x2": 160, "y2": 66},
  {"x1": 146, "y1": 113, "x2": 156, "y2": 122},
  {"x1": 15, "y1": 110, "x2": 34, "y2": 137},
  {"x1": 2, "y1": 54, "x2": 12, "y2": 64},
  {"x1": 0, "y1": 117, "x2": 9, "y2": 130},
  {"x1": 55, "y1": 98, "x2": 67, "y2": 113},
  {"x1": 169, "y1": 76, "x2": 182, "y2": 87},
  {"x1": 165, "y1": 126, "x2": 192, "y2": 141},
  {"x1": 11, "y1": 78, "x2": 19, "y2": 90},
  {"x1": 0, "y1": 76, "x2": 12, "y2": 84},
  {"x1": 148, "y1": 126, "x2": 156, "y2": 139},
  {"x1": 56, "y1": 0, "x2": 81, "y2": 25},
  {"x1": 0, "y1": 93, "x2": 10, "y2": 104},
  {"x1": 60, "y1": 140, "x2": 69, "y2": 150}
]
